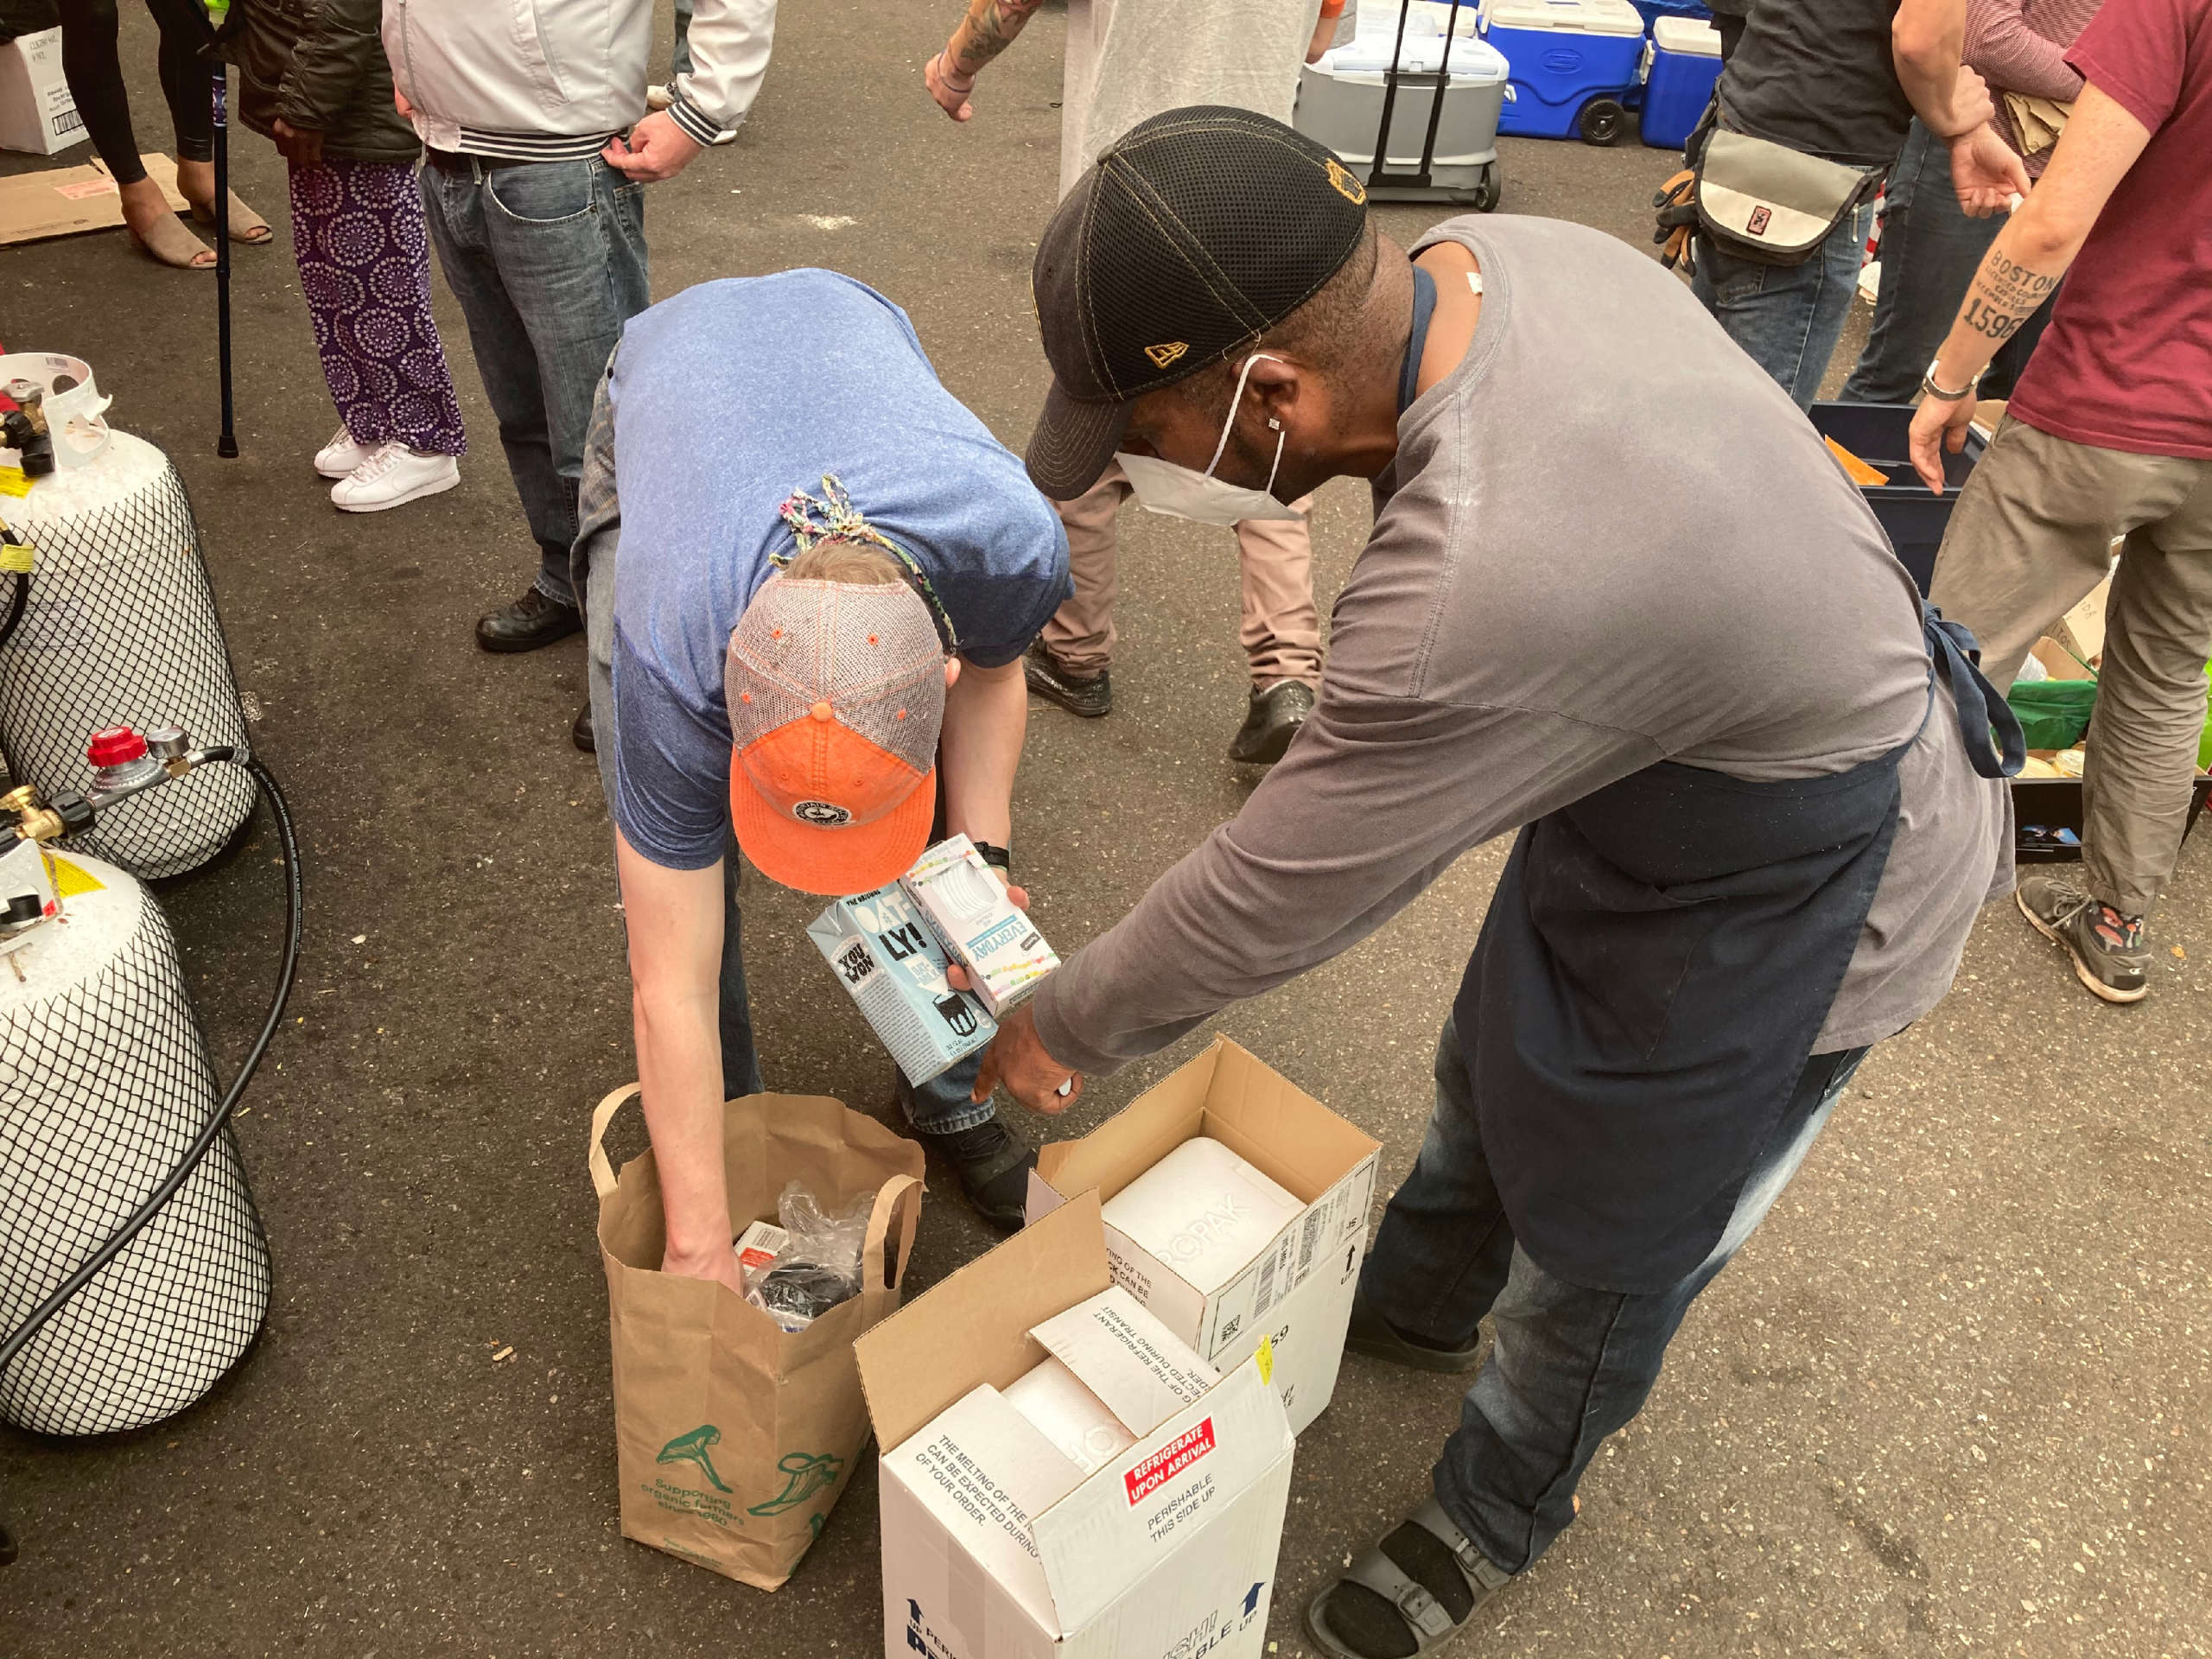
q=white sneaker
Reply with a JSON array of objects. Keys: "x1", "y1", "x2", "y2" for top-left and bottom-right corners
[
  {"x1": 330, "y1": 442, "x2": 461, "y2": 513},
  {"x1": 646, "y1": 83, "x2": 673, "y2": 111},
  {"x1": 315, "y1": 428, "x2": 372, "y2": 479}
]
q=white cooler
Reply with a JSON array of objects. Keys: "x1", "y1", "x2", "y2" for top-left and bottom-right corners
[{"x1": 1295, "y1": 37, "x2": 1511, "y2": 207}]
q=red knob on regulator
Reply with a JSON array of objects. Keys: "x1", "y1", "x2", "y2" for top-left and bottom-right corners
[{"x1": 87, "y1": 727, "x2": 147, "y2": 768}]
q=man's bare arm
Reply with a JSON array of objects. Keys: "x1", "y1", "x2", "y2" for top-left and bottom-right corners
[
  {"x1": 926, "y1": 0, "x2": 1048, "y2": 122},
  {"x1": 1908, "y1": 81, "x2": 2154, "y2": 489}
]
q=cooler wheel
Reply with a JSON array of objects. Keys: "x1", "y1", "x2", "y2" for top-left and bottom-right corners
[{"x1": 1578, "y1": 98, "x2": 1626, "y2": 146}]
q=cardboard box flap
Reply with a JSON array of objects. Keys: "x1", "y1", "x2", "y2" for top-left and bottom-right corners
[
  {"x1": 880, "y1": 1383, "x2": 1085, "y2": 1637},
  {"x1": 858, "y1": 1192, "x2": 1116, "y2": 1452},
  {"x1": 1200, "y1": 1039, "x2": 1382, "y2": 1205},
  {"x1": 1032, "y1": 1287, "x2": 1218, "y2": 1440},
  {"x1": 1030, "y1": 1357, "x2": 1293, "y2": 1635}
]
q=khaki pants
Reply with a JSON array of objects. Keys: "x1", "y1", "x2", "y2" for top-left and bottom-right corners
[
  {"x1": 1929, "y1": 416, "x2": 2212, "y2": 918},
  {"x1": 1043, "y1": 460, "x2": 1324, "y2": 688}
]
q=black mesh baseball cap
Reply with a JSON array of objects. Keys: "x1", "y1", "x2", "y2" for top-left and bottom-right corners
[{"x1": 1025, "y1": 106, "x2": 1371, "y2": 499}]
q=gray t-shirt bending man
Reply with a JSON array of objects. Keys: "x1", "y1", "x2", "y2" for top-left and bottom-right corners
[{"x1": 977, "y1": 109, "x2": 2012, "y2": 1657}]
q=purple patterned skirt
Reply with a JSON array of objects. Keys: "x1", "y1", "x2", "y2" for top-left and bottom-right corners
[{"x1": 288, "y1": 158, "x2": 467, "y2": 457}]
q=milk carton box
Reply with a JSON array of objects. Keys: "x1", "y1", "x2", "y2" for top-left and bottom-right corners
[
  {"x1": 809, "y1": 881, "x2": 995, "y2": 1084},
  {"x1": 856, "y1": 1195, "x2": 1294, "y2": 1659},
  {"x1": 900, "y1": 835, "x2": 1058, "y2": 1016},
  {"x1": 1027, "y1": 1037, "x2": 1382, "y2": 1437},
  {"x1": 0, "y1": 30, "x2": 84, "y2": 157}
]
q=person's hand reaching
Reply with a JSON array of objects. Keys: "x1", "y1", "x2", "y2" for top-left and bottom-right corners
[
  {"x1": 1909, "y1": 389, "x2": 1980, "y2": 493},
  {"x1": 973, "y1": 1003, "x2": 1083, "y2": 1114},
  {"x1": 926, "y1": 52, "x2": 976, "y2": 123},
  {"x1": 662, "y1": 1237, "x2": 747, "y2": 1297},
  {"x1": 604, "y1": 111, "x2": 707, "y2": 182},
  {"x1": 1948, "y1": 124, "x2": 2032, "y2": 216}
]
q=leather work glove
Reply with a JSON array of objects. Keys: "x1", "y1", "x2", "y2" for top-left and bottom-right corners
[{"x1": 1653, "y1": 169, "x2": 1699, "y2": 274}]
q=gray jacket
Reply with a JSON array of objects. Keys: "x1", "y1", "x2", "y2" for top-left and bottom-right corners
[{"x1": 381, "y1": 0, "x2": 776, "y2": 157}]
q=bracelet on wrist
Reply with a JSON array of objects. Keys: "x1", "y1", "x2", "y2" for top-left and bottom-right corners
[
  {"x1": 973, "y1": 840, "x2": 1012, "y2": 874},
  {"x1": 1921, "y1": 355, "x2": 1982, "y2": 403},
  {"x1": 934, "y1": 51, "x2": 976, "y2": 94}
]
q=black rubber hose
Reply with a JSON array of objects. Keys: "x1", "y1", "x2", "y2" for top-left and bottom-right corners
[
  {"x1": 0, "y1": 753, "x2": 302, "y2": 1374},
  {"x1": 0, "y1": 570, "x2": 25, "y2": 653}
]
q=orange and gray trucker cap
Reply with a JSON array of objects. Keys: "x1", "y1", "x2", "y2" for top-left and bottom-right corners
[{"x1": 726, "y1": 572, "x2": 945, "y2": 897}]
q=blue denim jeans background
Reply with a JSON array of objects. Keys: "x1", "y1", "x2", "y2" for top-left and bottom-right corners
[
  {"x1": 1841, "y1": 119, "x2": 2055, "y2": 404},
  {"x1": 1693, "y1": 201, "x2": 1876, "y2": 410},
  {"x1": 577, "y1": 367, "x2": 993, "y2": 1134},
  {"x1": 672, "y1": 0, "x2": 695, "y2": 78},
  {"x1": 1363, "y1": 1017, "x2": 1867, "y2": 1574},
  {"x1": 421, "y1": 156, "x2": 648, "y2": 608}
]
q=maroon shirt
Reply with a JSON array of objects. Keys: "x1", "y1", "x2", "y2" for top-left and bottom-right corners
[{"x1": 2009, "y1": 0, "x2": 2212, "y2": 460}]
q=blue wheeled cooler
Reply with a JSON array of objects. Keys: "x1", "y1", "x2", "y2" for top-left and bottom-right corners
[
  {"x1": 1483, "y1": 0, "x2": 1647, "y2": 144},
  {"x1": 1639, "y1": 16, "x2": 1723, "y2": 149}
]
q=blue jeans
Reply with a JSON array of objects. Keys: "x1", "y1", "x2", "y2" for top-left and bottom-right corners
[
  {"x1": 1364, "y1": 1018, "x2": 1867, "y2": 1573},
  {"x1": 420, "y1": 156, "x2": 648, "y2": 608},
  {"x1": 672, "y1": 0, "x2": 694, "y2": 77},
  {"x1": 1693, "y1": 201, "x2": 1876, "y2": 410},
  {"x1": 1842, "y1": 119, "x2": 2054, "y2": 404},
  {"x1": 576, "y1": 367, "x2": 993, "y2": 1134}
]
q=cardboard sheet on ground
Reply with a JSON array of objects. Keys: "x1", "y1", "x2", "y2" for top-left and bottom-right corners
[{"x1": 0, "y1": 156, "x2": 186, "y2": 247}]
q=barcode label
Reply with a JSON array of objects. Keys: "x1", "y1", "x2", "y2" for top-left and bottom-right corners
[
  {"x1": 1252, "y1": 1240, "x2": 1282, "y2": 1319},
  {"x1": 1296, "y1": 1202, "x2": 1329, "y2": 1277}
]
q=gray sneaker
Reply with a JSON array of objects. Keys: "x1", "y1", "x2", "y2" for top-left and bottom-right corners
[{"x1": 2017, "y1": 873, "x2": 2152, "y2": 1003}]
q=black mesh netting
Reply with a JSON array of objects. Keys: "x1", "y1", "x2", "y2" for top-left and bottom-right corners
[
  {"x1": 0, "y1": 868, "x2": 270, "y2": 1436},
  {"x1": 0, "y1": 433, "x2": 253, "y2": 880}
]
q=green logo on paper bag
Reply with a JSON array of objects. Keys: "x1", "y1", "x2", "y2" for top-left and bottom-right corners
[
  {"x1": 657, "y1": 1425, "x2": 734, "y2": 1493},
  {"x1": 747, "y1": 1450, "x2": 843, "y2": 1516}
]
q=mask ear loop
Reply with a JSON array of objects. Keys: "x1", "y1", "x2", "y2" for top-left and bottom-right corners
[{"x1": 1205, "y1": 353, "x2": 1287, "y2": 489}]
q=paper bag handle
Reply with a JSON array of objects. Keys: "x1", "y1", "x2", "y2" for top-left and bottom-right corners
[
  {"x1": 588, "y1": 1081, "x2": 644, "y2": 1201},
  {"x1": 861, "y1": 1173, "x2": 925, "y2": 1293}
]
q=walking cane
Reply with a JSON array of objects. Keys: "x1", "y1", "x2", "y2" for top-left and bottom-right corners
[{"x1": 204, "y1": 0, "x2": 238, "y2": 457}]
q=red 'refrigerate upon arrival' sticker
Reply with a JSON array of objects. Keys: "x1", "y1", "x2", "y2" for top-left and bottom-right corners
[{"x1": 1123, "y1": 1418, "x2": 1216, "y2": 1506}]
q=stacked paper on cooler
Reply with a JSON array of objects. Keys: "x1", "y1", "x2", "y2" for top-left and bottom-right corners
[
  {"x1": 808, "y1": 880, "x2": 995, "y2": 1084},
  {"x1": 900, "y1": 834, "x2": 1058, "y2": 1016},
  {"x1": 1101, "y1": 1136, "x2": 1305, "y2": 1297}
]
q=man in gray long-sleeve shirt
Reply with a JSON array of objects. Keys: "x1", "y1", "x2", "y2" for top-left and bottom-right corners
[{"x1": 979, "y1": 109, "x2": 2013, "y2": 1657}]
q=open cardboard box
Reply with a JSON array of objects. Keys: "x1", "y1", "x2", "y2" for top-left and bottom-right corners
[
  {"x1": 1026, "y1": 1036, "x2": 1381, "y2": 1437},
  {"x1": 856, "y1": 1194, "x2": 1294, "y2": 1659}
]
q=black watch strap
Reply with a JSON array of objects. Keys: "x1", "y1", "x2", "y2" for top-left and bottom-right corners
[{"x1": 973, "y1": 840, "x2": 1013, "y2": 873}]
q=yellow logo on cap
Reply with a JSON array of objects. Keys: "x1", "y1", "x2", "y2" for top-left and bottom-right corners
[
  {"x1": 1145, "y1": 340, "x2": 1190, "y2": 369},
  {"x1": 1325, "y1": 158, "x2": 1368, "y2": 205}
]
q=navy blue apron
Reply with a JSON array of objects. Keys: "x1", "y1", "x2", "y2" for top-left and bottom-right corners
[{"x1": 1453, "y1": 609, "x2": 2019, "y2": 1294}]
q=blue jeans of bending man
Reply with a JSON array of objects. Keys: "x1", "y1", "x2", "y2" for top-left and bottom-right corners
[
  {"x1": 577, "y1": 367, "x2": 991, "y2": 1131},
  {"x1": 1363, "y1": 1017, "x2": 1867, "y2": 1574},
  {"x1": 1693, "y1": 202, "x2": 1876, "y2": 411},
  {"x1": 1842, "y1": 119, "x2": 2055, "y2": 405},
  {"x1": 422, "y1": 156, "x2": 649, "y2": 610}
]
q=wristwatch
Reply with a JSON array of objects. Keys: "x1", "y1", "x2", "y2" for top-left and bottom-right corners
[
  {"x1": 973, "y1": 840, "x2": 1013, "y2": 874},
  {"x1": 1921, "y1": 356, "x2": 1983, "y2": 403}
]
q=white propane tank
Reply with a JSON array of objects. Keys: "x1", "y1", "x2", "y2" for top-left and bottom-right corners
[
  {"x1": 0, "y1": 848, "x2": 270, "y2": 1435},
  {"x1": 0, "y1": 429, "x2": 253, "y2": 879}
]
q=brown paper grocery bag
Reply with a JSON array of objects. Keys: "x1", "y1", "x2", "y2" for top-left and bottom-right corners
[{"x1": 589, "y1": 1084, "x2": 925, "y2": 1589}]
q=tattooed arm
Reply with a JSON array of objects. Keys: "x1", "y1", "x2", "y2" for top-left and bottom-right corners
[
  {"x1": 1909, "y1": 81, "x2": 2155, "y2": 492},
  {"x1": 925, "y1": 0, "x2": 1049, "y2": 123}
]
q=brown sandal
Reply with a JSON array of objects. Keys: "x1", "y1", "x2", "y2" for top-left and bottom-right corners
[
  {"x1": 127, "y1": 212, "x2": 217, "y2": 270},
  {"x1": 188, "y1": 189, "x2": 273, "y2": 245}
]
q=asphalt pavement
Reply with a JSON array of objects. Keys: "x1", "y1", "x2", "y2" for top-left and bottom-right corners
[{"x1": 3, "y1": 4, "x2": 2208, "y2": 1656}]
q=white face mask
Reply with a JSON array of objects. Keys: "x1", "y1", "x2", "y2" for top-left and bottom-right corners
[{"x1": 1114, "y1": 353, "x2": 1303, "y2": 525}]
